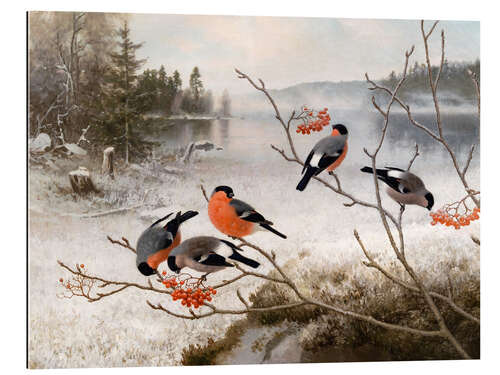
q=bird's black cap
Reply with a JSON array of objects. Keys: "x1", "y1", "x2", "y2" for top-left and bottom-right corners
[
  {"x1": 425, "y1": 193, "x2": 434, "y2": 211},
  {"x1": 138, "y1": 262, "x2": 156, "y2": 276},
  {"x1": 213, "y1": 185, "x2": 234, "y2": 198},
  {"x1": 332, "y1": 124, "x2": 348, "y2": 135}
]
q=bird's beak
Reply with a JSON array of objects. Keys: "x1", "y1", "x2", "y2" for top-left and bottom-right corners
[{"x1": 228, "y1": 193, "x2": 234, "y2": 198}]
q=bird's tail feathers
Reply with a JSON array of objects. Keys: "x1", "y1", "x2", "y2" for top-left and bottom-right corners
[
  {"x1": 150, "y1": 212, "x2": 174, "y2": 227},
  {"x1": 164, "y1": 210, "x2": 198, "y2": 230},
  {"x1": 229, "y1": 251, "x2": 260, "y2": 268},
  {"x1": 361, "y1": 167, "x2": 389, "y2": 180},
  {"x1": 296, "y1": 167, "x2": 317, "y2": 191},
  {"x1": 177, "y1": 210, "x2": 199, "y2": 224},
  {"x1": 260, "y1": 223, "x2": 287, "y2": 239}
]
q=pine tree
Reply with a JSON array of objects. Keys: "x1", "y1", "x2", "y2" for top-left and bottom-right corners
[
  {"x1": 158, "y1": 65, "x2": 168, "y2": 111},
  {"x1": 105, "y1": 20, "x2": 145, "y2": 164},
  {"x1": 189, "y1": 67, "x2": 203, "y2": 113},
  {"x1": 172, "y1": 70, "x2": 182, "y2": 91}
]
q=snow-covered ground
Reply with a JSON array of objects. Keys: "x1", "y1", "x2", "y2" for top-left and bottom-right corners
[{"x1": 28, "y1": 114, "x2": 480, "y2": 368}]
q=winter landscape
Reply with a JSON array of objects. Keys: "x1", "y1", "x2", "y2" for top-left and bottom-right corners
[{"x1": 28, "y1": 13, "x2": 480, "y2": 368}]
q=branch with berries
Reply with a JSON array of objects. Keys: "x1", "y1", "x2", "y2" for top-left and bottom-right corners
[{"x1": 430, "y1": 191, "x2": 480, "y2": 230}]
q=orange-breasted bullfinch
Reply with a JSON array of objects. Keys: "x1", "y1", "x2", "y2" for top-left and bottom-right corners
[
  {"x1": 167, "y1": 236, "x2": 260, "y2": 274},
  {"x1": 136, "y1": 210, "x2": 198, "y2": 276},
  {"x1": 296, "y1": 124, "x2": 349, "y2": 191},
  {"x1": 208, "y1": 186, "x2": 287, "y2": 239},
  {"x1": 361, "y1": 166, "x2": 434, "y2": 210}
]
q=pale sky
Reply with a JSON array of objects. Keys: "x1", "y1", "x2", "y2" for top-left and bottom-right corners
[{"x1": 130, "y1": 14, "x2": 479, "y2": 96}]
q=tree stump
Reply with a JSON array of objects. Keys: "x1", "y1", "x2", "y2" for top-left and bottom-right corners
[
  {"x1": 102, "y1": 146, "x2": 115, "y2": 179},
  {"x1": 69, "y1": 166, "x2": 98, "y2": 195}
]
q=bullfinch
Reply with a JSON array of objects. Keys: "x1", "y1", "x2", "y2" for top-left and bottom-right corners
[
  {"x1": 136, "y1": 210, "x2": 198, "y2": 276},
  {"x1": 296, "y1": 124, "x2": 349, "y2": 191},
  {"x1": 360, "y1": 166, "x2": 434, "y2": 210},
  {"x1": 167, "y1": 236, "x2": 260, "y2": 274},
  {"x1": 208, "y1": 186, "x2": 287, "y2": 239}
]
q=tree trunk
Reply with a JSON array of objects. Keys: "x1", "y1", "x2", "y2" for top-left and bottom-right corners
[
  {"x1": 125, "y1": 98, "x2": 129, "y2": 165},
  {"x1": 69, "y1": 166, "x2": 98, "y2": 195},
  {"x1": 102, "y1": 147, "x2": 115, "y2": 179}
]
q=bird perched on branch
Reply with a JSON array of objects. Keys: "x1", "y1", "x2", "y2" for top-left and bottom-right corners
[
  {"x1": 136, "y1": 211, "x2": 198, "y2": 276},
  {"x1": 208, "y1": 186, "x2": 287, "y2": 239},
  {"x1": 296, "y1": 124, "x2": 349, "y2": 191},
  {"x1": 167, "y1": 236, "x2": 260, "y2": 274},
  {"x1": 360, "y1": 166, "x2": 434, "y2": 210}
]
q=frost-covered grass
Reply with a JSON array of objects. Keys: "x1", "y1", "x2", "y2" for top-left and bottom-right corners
[{"x1": 28, "y1": 130, "x2": 480, "y2": 368}]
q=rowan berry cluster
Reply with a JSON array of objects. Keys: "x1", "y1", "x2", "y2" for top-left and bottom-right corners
[
  {"x1": 430, "y1": 207, "x2": 480, "y2": 229},
  {"x1": 170, "y1": 287, "x2": 216, "y2": 309},
  {"x1": 296, "y1": 106, "x2": 331, "y2": 134},
  {"x1": 160, "y1": 270, "x2": 217, "y2": 309}
]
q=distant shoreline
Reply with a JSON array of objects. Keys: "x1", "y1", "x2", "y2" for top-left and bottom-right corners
[{"x1": 145, "y1": 113, "x2": 237, "y2": 121}]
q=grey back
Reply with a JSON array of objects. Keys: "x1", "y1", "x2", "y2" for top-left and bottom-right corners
[{"x1": 136, "y1": 226, "x2": 173, "y2": 266}]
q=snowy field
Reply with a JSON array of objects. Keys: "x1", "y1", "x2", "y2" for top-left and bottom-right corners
[{"x1": 28, "y1": 114, "x2": 480, "y2": 368}]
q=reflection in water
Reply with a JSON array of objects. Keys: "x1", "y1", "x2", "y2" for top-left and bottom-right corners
[
  {"x1": 138, "y1": 110, "x2": 479, "y2": 167},
  {"x1": 383, "y1": 112, "x2": 479, "y2": 156},
  {"x1": 218, "y1": 119, "x2": 230, "y2": 148}
]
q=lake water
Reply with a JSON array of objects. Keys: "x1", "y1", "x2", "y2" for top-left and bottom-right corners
[{"x1": 140, "y1": 109, "x2": 480, "y2": 170}]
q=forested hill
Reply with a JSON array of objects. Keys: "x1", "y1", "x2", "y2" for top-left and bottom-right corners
[
  {"x1": 233, "y1": 59, "x2": 480, "y2": 117},
  {"x1": 379, "y1": 59, "x2": 480, "y2": 105}
]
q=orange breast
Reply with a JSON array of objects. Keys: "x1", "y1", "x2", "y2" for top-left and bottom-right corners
[
  {"x1": 327, "y1": 141, "x2": 348, "y2": 171},
  {"x1": 208, "y1": 197, "x2": 254, "y2": 237},
  {"x1": 147, "y1": 232, "x2": 181, "y2": 270}
]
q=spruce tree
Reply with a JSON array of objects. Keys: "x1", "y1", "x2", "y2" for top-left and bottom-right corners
[
  {"x1": 189, "y1": 67, "x2": 203, "y2": 113},
  {"x1": 105, "y1": 20, "x2": 145, "y2": 164}
]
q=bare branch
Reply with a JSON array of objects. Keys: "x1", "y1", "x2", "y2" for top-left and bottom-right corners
[
  {"x1": 236, "y1": 289, "x2": 250, "y2": 309},
  {"x1": 463, "y1": 145, "x2": 476, "y2": 177},
  {"x1": 106, "y1": 236, "x2": 136, "y2": 254},
  {"x1": 468, "y1": 69, "x2": 480, "y2": 122},
  {"x1": 407, "y1": 144, "x2": 420, "y2": 171},
  {"x1": 200, "y1": 184, "x2": 209, "y2": 203}
]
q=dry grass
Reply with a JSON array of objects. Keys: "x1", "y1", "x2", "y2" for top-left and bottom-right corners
[{"x1": 184, "y1": 252, "x2": 479, "y2": 363}]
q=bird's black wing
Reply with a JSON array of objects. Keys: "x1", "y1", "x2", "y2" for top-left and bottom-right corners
[
  {"x1": 194, "y1": 253, "x2": 234, "y2": 267},
  {"x1": 229, "y1": 199, "x2": 271, "y2": 224},
  {"x1": 316, "y1": 149, "x2": 343, "y2": 171}
]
